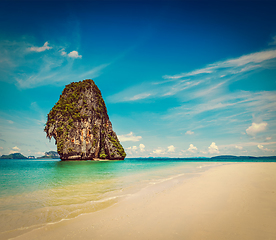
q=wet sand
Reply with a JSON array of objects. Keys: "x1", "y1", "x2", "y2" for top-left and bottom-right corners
[{"x1": 12, "y1": 163, "x2": 276, "y2": 240}]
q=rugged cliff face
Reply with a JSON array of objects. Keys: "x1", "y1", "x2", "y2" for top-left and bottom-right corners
[{"x1": 44, "y1": 79, "x2": 126, "y2": 160}]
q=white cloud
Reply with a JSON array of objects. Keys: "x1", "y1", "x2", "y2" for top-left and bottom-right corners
[
  {"x1": 129, "y1": 93, "x2": 151, "y2": 101},
  {"x1": 187, "y1": 144, "x2": 197, "y2": 153},
  {"x1": 7, "y1": 120, "x2": 14, "y2": 124},
  {"x1": 9, "y1": 150, "x2": 19, "y2": 154},
  {"x1": 208, "y1": 142, "x2": 219, "y2": 154},
  {"x1": 118, "y1": 132, "x2": 142, "y2": 142},
  {"x1": 152, "y1": 148, "x2": 165, "y2": 155},
  {"x1": 139, "y1": 144, "x2": 145, "y2": 152},
  {"x1": 60, "y1": 48, "x2": 67, "y2": 56},
  {"x1": 257, "y1": 144, "x2": 274, "y2": 152},
  {"x1": 68, "y1": 50, "x2": 82, "y2": 59},
  {"x1": 35, "y1": 151, "x2": 45, "y2": 156},
  {"x1": 235, "y1": 145, "x2": 243, "y2": 150},
  {"x1": 220, "y1": 141, "x2": 276, "y2": 149},
  {"x1": 60, "y1": 49, "x2": 82, "y2": 59},
  {"x1": 246, "y1": 122, "x2": 268, "y2": 136},
  {"x1": 29, "y1": 42, "x2": 52, "y2": 52},
  {"x1": 151, "y1": 145, "x2": 177, "y2": 155},
  {"x1": 257, "y1": 144, "x2": 264, "y2": 150},
  {"x1": 9, "y1": 146, "x2": 20, "y2": 154},
  {"x1": 125, "y1": 146, "x2": 139, "y2": 155},
  {"x1": 167, "y1": 145, "x2": 175, "y2": 152},
  {"x1": 185, "y1": 130, "x2": 194, "y2": 135}
]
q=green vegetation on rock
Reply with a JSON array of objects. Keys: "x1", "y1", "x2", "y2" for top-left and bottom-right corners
[
  {"x1": 44, "y1": 79, "x2": 126, "y2": 161},
  {"x1": 108, "y1": 134, "x2": 126, "y2": 158}
]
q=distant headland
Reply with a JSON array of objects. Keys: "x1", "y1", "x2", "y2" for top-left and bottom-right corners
[
  {"x1": 0, "y1": 153, "x2": 28, "y2": 159},
  {"x1": 0, "y1": 151, "x2": 60, "y2": 159}
]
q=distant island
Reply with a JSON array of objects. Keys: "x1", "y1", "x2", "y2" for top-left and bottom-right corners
[
  {"x1": 0, "y1": 153, "x2": 28, "y2": 159},
  {"x1": 210, "y1": 155, "x2": 276, "y2": 160},
  {"x1": 37, "y1": 151, "x2": 60, "y2": 159},
  {"x1": 0, "y1": 151, "x2": 60, "y2": 159},
  {"x1": 211, "y1": 155, "x2": 257, "y2": 159}
]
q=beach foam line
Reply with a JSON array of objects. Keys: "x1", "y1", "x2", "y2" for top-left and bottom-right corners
[{"x1": 3, "y1": 193, "x2": 133, "y2": 240}]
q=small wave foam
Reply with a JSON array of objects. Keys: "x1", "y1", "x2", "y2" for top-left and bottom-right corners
[{"x1": 1, "y1": 192, "x2": 133, "y2": 239}]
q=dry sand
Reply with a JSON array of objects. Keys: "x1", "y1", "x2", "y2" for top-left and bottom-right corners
[{"x1": 12, "y1": 162, "x2": 276, "y2": 240}]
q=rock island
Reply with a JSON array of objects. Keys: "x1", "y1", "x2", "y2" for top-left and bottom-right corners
[{"x1": 44, "y1": 79, "x2": 126, "y2": 161}]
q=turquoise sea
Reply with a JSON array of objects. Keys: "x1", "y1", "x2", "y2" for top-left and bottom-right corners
[{"x1": 0, "y1": 157, "x2": 275, "y2": 239}]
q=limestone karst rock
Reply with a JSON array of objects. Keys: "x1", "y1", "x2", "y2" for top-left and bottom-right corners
[{"x1": 44, "y1": 79, "x2": 126, "y2": 160}]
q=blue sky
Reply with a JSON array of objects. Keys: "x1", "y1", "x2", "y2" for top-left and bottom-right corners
[{"x1": 0, "y1": 0, "x2": 276, "y2": 158}]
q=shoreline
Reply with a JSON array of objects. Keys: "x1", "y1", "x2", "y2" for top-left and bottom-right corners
[
  {"x1": 1, "y1": 161, "x2": 216, "y2": 240},
  {"x1": 10, "y1": 162, "x2": 276, "y2": 240},
  {"x1": 1, "y1": 161, "x2": 220, "y2": 240}
]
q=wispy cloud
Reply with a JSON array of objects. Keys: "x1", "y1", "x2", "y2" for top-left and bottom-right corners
[
  {"x1": 15, "y1": 55, "x2": 107, "y2": 89},
  {"x1": 0, "y1": 38, "x2": 107, "y2": 88},
  {"x1": 185, "y1": 130, "x2": 194, "y2": 135},
  {"x1": 109, "y1": 48, "x2": 276, "y2": 103},
  {"x1": 17, "y1": 66, "x2": 106, "y2": 89},
  {"x1": 129, "y1": 93, "x2": 151, "y2": 101},
  {"x1": 166, "y1": 91, "x2": 276, "y2": 120},
  {"x1": 219, "y1": 141, "x2": 276, "y2": 149},
  {"x1": 163, "y1": 67, "x2": 213, "y2": 79},
  {"x1": 118, "y1": 132, "x2": 142, "y2": 142},
  {"x1": 28, "y1": 42, "x2": 52, "y2": 52},
  {"x1": 268, "y1": 36, "x2": 276, "y2": 46},
  {"x1": 257, "y1": 144, "x2": 274, "y2": 152},
  {"x1": 165, "y1": 49, "x2": 276, "y2": 80}
]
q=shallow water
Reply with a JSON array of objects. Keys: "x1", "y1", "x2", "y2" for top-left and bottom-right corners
[{"x1": 0, "y1": 157, "x2": 271, "y2": 238}]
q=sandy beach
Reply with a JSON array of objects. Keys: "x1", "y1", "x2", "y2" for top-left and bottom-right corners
[{"x1": 11, "y1": 162, "x2": 276, "y2": 240}]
